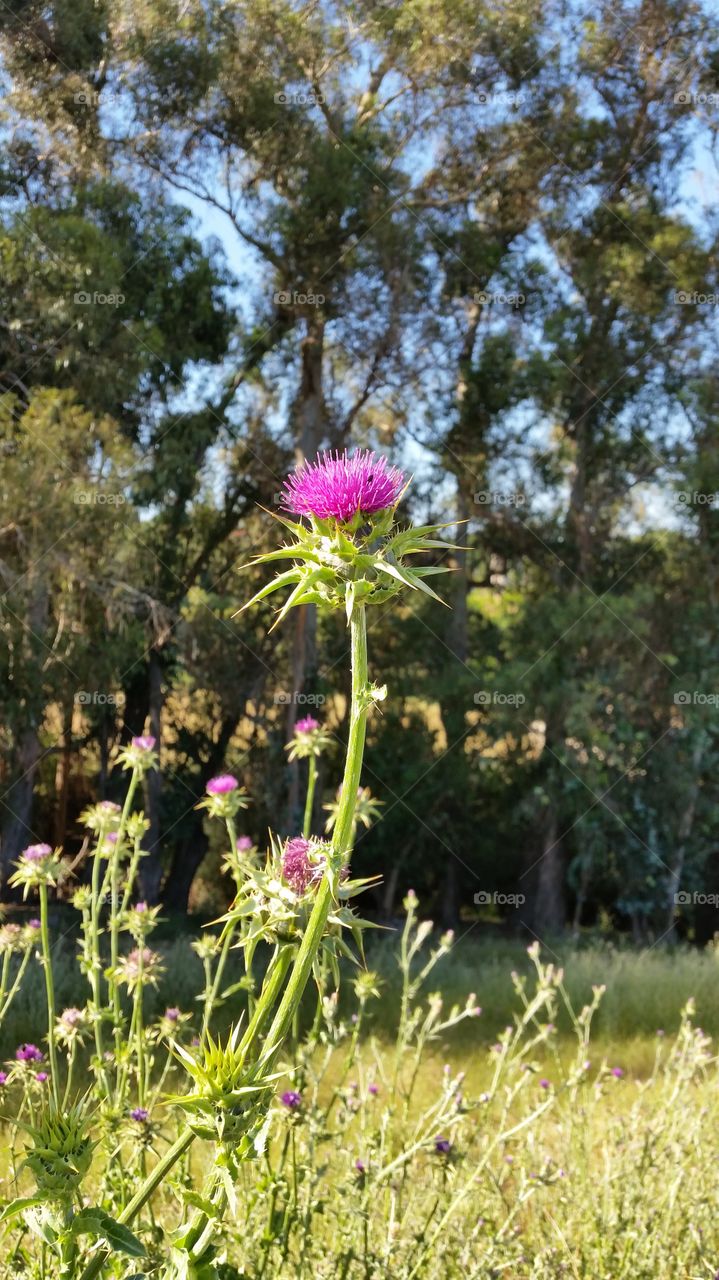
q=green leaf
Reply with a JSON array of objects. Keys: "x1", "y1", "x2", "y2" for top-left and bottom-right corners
[
  {"x1": 0, "y1": 1196, "x2": 44, "y2": 1224},
  {"x1": 73, "y1": 1208, "x2": 146, "y2": 1258}
]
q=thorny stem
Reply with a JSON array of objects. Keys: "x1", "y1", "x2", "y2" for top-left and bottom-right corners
[
  {"x1": 38, "y1": 883, "x2": 60, "y2": 1108},
  {"x1": 302, "y1": 755, "x2": 317, "y2": 838}
]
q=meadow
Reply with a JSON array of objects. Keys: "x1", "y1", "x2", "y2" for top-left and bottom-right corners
[{"x1": 1, "y1": 910, "x2": 718, "y2": 1278}]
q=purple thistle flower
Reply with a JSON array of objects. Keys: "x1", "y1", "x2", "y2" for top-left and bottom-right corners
[
  {"x1": 281, "y1": 837, "x2": 325, "y2": 894},
  {"x1": 130, "y1": 1107, "x2": 149, "y2": 1122},
  {"x1": 98, "y1": 801, "x2": 121, "y2": 814},
  {"x1": 60, "y1": 1007, "x2": 83, "y2": 1028},
  {"x1": 281, "y1": 449, "x2": 405, "y2": 523},
  {"x1": 236, "y1": 836, "x2": 253, "y2": 852},
  {"x1": 354, "y1": 1158, "x2": 366, "y2": 1173},
  {"x1": 295, "y1": 716, "x2": 320, "y2": 734},
  {"x1": 21, "y1": 843, "x2": 53, "y2": 863},
  {"x1": 611, "y1": 1066, "x2": 624, "y2": 1078},
  {"x1": 16, "y1": 1043, "x2": 43, "y2": 1062},
  {"x1": 539, "y1": 1078, "x2": 550, "y2": 1090},
  {"x1": 368, "y1": 1083, "x2": 379, "y2": 1096},
  {"x1": 280, "y1": 1090, "x2": 302, "y2": 1110},
  {"x1": 34, "y1": 1072, "x2": 49, "y2": 1083},
  {"x1": 0, "y1": 1072, "x2": 7, "y2": 1086},
  {"x1": 131, "y1": 735, "x2": 156, "y2": 751},
  {"x1": 206, "y1": 774, "x2": 239, "y2": 795},
  {"x1": 28, "y1": 919, "x2": 41, "y2": 930},
  {"x1": 165, "y1": 1007, "x2": 180, "y2": 1022},
  {"x1": 434, "y1": 1137, "x2": 452, "y2": 1156},
  {"x1": 105, "y1": 832, "x2": 119, "y2": 845},
  {"x1": 134, "y1": 901, "x2": 148, "y2": 913}
]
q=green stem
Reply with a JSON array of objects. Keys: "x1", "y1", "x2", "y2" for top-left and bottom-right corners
[
  {"x1": 78, "y1": 1129, "x2": 196, "y2": 1280},
  {"x1": 201, "y1": 816, "x2": 240, "y2": 1040},
  {"x1": 302, "y1": 756, "x2": 317, "y2": 838},
  {"x1": 110, "y1": 773, "x2": 139, "y2": 1093},
  {"x1": 39, "y1": 883, "x2": 60, "y2": 1108},
  {"x1": 262, "y1": 606, "x2": 368, "y2": 1067}
]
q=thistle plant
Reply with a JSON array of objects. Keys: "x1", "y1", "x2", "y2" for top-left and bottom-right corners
[{"x1": 0, "y1": 447, "x2": 459, "y2": 1279}]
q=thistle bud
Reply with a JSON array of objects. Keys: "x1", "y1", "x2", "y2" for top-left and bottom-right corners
[{"x1": 22, "y1": 1103, "x2": 94, "y2": 1197}]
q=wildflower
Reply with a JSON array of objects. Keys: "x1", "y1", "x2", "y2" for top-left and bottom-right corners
[
  {"x1": 199, "y1": 775, "x2": 249, "y2": 819},
  {"x1": 116, "y1": 947, "x2": 164, "y2": 990},
  {"x1": 165, "y1": 1007, "x2": 180, "y2": 1022},
  {"x1": 0, "y1": 923, "x2": 24, "y2": 953},
  {"x1": 130, "y1": 1107, "x2": 149, "y2": 1123},
  {"x1": 56, "y1": 1007, "x2": 87, "y2": 1046},
  {"x1": 22, "y1": 844, "x2": 53, "y2": 863},
  {"x1": 28, "y1": 919, "x2": 41, "y2": 930},
  {"x1": 281, "y1": 449, "x2": 405, "y2": 523},
  {"x1": 206, "y1": 774, "x2": 239, "y2": 795},
  {"x1": 0, "y1": 1072, "x2": 7, "y2": 1085},
  {"x1": 16, "y1": 1043, "x2": 43, "y2": 1062},
  {"x1": 281, "y1": 836, "x2": 328, "y2": 894},
  {"x1": 80, "y1": 799, "x2": 122, "y2": 833},
  {"x1": 286, "y1": 717, "x2": 333, "y2": 762},
  {"x1": 434, "y1": 1137, "x2": 452, "y2": 1155},
  {"x1": 611, "y1": 1066, "x2": 624, "y2": 1078},
  {"x1": 539, "y1": 1078, "x2": 550, "y2": 1090},
  {"x1": 34, "y1": 1072, "x2": 48, "y2": 1083},
  {"x1": 236, "y1": 836, "x2": 253, "y2": 852},
  {"x1": 368, "y1": 1083, "x2": 379, "y2": 1096},
  {"x1": 354, "y1": 1158, "x2": 367, "y2": 1174},
  {"x1": 280, "y1": 1090, "x2": 302, "y2": 1110},
  {"x1": 119, "y1": 734, "x2": 158, "y2": 774}
]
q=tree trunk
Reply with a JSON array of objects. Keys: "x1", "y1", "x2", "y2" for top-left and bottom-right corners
[
  {"x1": 664, "y1": 734, "x2": 704, "y2": 941},
  {"x1": 161, "y1": 714, "x2": 240, "y2": 911},
  {"x1": 139, "y1": 647, "x2": 165, "y2": 902},
  {"x1": 531, "y1": 804, "x2": 566, "y2": 936},
  {"x1": 0, "y1": 724, "x2": 43, "y2": 886}
]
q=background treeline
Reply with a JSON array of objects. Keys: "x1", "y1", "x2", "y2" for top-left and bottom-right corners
[{"x1": 1, "y1": 0, "x2": 719, "y2": 940}]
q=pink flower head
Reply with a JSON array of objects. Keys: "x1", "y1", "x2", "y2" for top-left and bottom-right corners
[
  {"x1": 164, "y1": 1007, "x2": 180, "y2": 1022},
  {"x1": 28, "y1": 919, "x2": 41, "y2": 930},
  {"x1": 131, "y1": 735, "x2": 156, "y2": 751},
  {"x1": 206, "y1": 774, "x2": 238, "y2": 795},
  {"x1": 130, "y1": 1107, "x2": 149, "y2": 1122},
  {"x1": 295, "y1": 716, "x2": 320, "y2": 734},
  {"x1": 0, "y1": 1072, "x2": 7, "y2": 1086},
  {"x1": 134, "y1": 901, "x2": 148, "y2": 913},
  {"x1": 34, "y1": 1072, "x2": 49, "y2": 1083},
  {"x1": 281, "y1": 837, "x2": 325, "y2": 894},
  {"x1": 611, "y1": 1066, "x2": 624, "y2": 1078},
  {"x1": 281, "y1": 449, "x2": 405, "y2": 523},
  {"x1": 16, "y1": 1043, "x2": 43, "y2": 1062},
  {"x1": 21, "y1": 843, "x2": 52, "y2": 863},
  {"x1": 280, "y1": 1089, "x2": 302, "y2": 1110},
  {"x1": 236, "y1": 836, "x2": 253, "y2": 852}
]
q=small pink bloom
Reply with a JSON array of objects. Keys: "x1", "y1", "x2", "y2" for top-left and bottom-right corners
[
  {"x1": 295, "y1": 716, "x2": 320, "y2": 734},
  {"x1": 206, "y1": 774, "x2": 238, "y2": 795},
  {"x1": 131, "y1": 735, "x2": 156, "y2": 751}
]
